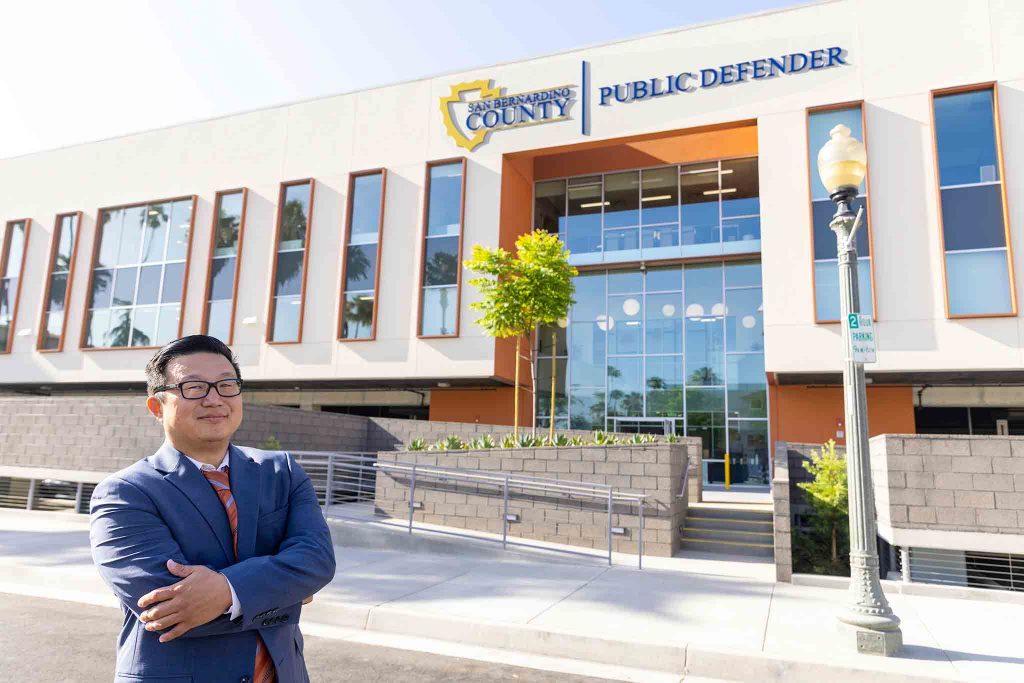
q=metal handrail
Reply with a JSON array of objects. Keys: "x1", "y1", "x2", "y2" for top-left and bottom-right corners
[
  {"x1": 374, "y1": 459, "x2": 647, "y2": 569},
  {"x1": 291, "y1": 451, "x2": 649, "y2": 569},
  {"x1": 375, "y1": 462, "x2": 646, "y2": 503}
]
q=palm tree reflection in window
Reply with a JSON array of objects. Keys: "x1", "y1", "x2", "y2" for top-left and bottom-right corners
[
  {"x1": 275, "y1": 198, "x2": 309, "y2": 294},
  {"x1": 606, "y1": 364, "x2": 643, "y2": 417},
  {"x1": 280, "y1": 198, "x2": 308, "y2": 245},
  {"x1": 108, "y1": 308, "x2": 149, "y2": 348},
  {"x1": 140, "y1": 205, "x2": 168, "y2": 262},
  {"x1": 425, "y1": 250, "x2": 458, "y2": 335},
  {"x1": 216, "y1": 206, "x2": 241, "y2": 253},
  {"x1": 343, "y1": 244, "x2": 375, "y2": 338},
  {"x1": 689, "y1": 367, "x2": 722, "y2": 385},
  {"x1": 646, "y1": 375, "x2": 683, "y2": 417},
  {"x1": 343, "y1": 296, "x2": 374, "y2": 338}
]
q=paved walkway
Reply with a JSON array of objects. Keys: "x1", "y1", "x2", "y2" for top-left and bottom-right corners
[{"x1": 3, "y1": 509, "x2": 1024, "y2": 682}]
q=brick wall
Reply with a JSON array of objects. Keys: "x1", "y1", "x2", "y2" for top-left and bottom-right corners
[
  {"x1": 373, "y1": 441, "x2": 700, "y2": 557},
  {"x1": 870, "y1": 434, "x2": 1024, "y2": 535}
]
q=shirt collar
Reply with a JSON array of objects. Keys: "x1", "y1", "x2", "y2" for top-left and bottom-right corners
[{"x1": 183, "y1": 449, "x2": 230, "y2": 472}]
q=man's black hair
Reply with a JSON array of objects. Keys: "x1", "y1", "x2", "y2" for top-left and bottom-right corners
[{"x1": 145, "y1": 335, "x2": 242, "y2": 397}]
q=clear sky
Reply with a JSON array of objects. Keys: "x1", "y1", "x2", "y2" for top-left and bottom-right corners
[{"x1": 0, "y1": 0, "x2": 808, "y2": 159}]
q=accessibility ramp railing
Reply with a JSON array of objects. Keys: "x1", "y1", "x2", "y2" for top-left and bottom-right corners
[{"x1": 292, "y1": 451, "x2": 649, "y2": 569}]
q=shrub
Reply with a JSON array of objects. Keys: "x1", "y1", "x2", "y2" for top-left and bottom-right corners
[
  {"x1": 664, "y1": 434, "x2": 681, "y2": 443},
  {"x1": 592, "y1": 431, "x2": 614, "y2": 446},
  {"x1": 795, "y1": 439, "x2": 850, "y2": 576},
  {"x1": 546, "y1": 433, "x2": 571, "y2": 447},
  {"x1": 569, "y1": 435, "x2": 585, "y2": 446},
  {"x1": 477, "y1": 434, "x2": 496, "y2": 449},
  {"x1": 500, "y1": 433, "x2": 518, "y2": 448},
  {"x1": 407, "y1": 438, "x2": 427, "y2": 451},
  {"x1": 443, "y1": 435, "x2": 466, "y2": 450},
  {"x1": 517, "y1": 433, "x2": 543, "y2": 448}
]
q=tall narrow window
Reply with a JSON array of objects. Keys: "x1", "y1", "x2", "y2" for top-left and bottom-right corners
[
  {"x1": 807, "y1": 103, "x2": 874, "y2": 322},
  {"x1": 0, "y1": 219, "x2": 31, "y2": 353},
  {"x1": 81, "y1": 198, "x2": 195, "y2": 349},
  {"x1": 932, "y1": 86, "x2": 1015, "y2": 317},
  {"x1": 339, "y1": 170, "x2": 386, "y2": 340},
  {"x1": 418, "y1": 159, "x2": 466, "y2": 337},
  {"x1": 267, "y1": 180, "x2": 315, "y2": 343},
  {"x1": 201, "y1": 189, "x2": 247, "y2": 344},
  {"x1": 38, "y1": 212, "x2": 81, "y2": 351}
]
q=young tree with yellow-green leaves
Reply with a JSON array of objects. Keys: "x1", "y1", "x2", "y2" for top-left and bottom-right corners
[{"x1": 464, "y1": 230, "x2": 576, "y2": 437}]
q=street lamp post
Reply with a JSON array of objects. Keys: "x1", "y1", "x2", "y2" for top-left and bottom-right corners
[{"x1": 817, "y1": 124, "x2": 903, "y2": 656}]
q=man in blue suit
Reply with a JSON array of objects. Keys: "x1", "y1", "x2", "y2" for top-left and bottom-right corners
[{"x1": 89, "y1": 335, "x2": 337, "y2": 682}]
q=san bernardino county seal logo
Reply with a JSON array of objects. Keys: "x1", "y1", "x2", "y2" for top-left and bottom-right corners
[{"x1": 440, "y1": 79, "x2": 576, "y2": 151}]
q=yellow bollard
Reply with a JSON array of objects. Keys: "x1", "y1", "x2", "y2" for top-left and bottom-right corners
[{"x1": 725, "y1": 453, "x2": 730, "y2": 490}]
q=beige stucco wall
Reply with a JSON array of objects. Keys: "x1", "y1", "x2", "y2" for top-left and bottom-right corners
[{"x1": 1, "y1": 0, "x2": 1023, "y2": 389}]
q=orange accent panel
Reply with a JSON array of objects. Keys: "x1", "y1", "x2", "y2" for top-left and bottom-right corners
[
  {"x1": 769, "y1": 384, "x2": 916, "y2": 446},
  {"x1": 429, "y1": 387, "x2": 531, "y2": 427},
  {"x1": 532, "y1": 122, "x2": 758, "y2": 180},
  {"x1": 492, "y1": 118, "x2": 758, "y2": 421},
  {"x1": 493, "y1": 154, "x2": 536, "y2": 385}
]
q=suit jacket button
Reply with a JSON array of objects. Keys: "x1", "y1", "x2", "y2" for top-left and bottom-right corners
[{"x1": 241, "y1": 677, "x2": 250, "y2": 683}]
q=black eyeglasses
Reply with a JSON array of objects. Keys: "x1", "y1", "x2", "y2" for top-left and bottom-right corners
[{"x1": 154, "y1": 379, "x2": 243, "y2": 400}]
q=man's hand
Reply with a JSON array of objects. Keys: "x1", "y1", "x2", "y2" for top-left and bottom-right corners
[{"x1": 137, "y1": 560, "x2": 233, "y2": 642}]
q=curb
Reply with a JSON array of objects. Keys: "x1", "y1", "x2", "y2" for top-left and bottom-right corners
[{"x1": 302, "y1": 600, "x2": 955, "y2": 683}]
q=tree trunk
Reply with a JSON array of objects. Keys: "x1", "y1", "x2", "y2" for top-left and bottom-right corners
[
  {"x1": 513, "y1": 335, "x2": 521, "y2": 436},
  {"x1": 549, "y1": 330, "x2": 557, "y2": 443},
  {"x1": 831, "y1": 524, "x2": 838, "y2": 564},
  {"x1": 528, "y1": 333, "x2": 537, "y2": 435}
]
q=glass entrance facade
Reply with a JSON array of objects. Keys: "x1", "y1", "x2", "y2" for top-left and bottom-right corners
[
  {"x1": 535, "y1": 260, "x2": 769, "y2": 486},
  {"x1": 536, "y1": 157, "x2": 770, "y2": 489}
]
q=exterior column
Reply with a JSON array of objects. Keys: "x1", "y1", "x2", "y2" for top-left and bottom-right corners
[{"x1": 831, "y1": 203, "x2": 903, "y2": 654}]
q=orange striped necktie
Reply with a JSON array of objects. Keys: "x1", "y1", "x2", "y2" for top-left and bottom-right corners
[{"x1": 203, "y1": 467, "x2": 276, "y2": 683}]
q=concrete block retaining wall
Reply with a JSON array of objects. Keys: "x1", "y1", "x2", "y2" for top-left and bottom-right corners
[
  {"x1": 0, "y1": 395, "x2": 633, "y2": 473},
  {"x1": 0, "y1": 396, "x2": 368, "y2": 472},
  {"x1": 374, "y1": 442, "x2": 699, "y2": 557},
  {"x1": 870, "y1": 434, "x2": 1024, "y2": 535}
]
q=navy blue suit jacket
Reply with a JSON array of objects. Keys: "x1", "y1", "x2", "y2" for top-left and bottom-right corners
[{"x1": 89, "y1": 443, "x2": 336, "y2": 683}]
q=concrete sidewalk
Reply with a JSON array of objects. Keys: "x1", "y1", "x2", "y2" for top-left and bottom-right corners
[{"x1": 2, "y1": 509, "x2": 1023, "y2": 682}]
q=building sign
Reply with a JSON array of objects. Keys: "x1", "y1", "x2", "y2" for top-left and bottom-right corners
[
  {"x1": 595, "y1": 47, "x2": 848, "y2": 109},
  {"x1": 440, "y1": 79, "x2": 576, "y2": 151},
  {"x1": 847, "y1": 313, "x2": 877, "y2": 364},
  {"x1": 439, "y1": 46, "x2": 847, "y2": 150}
]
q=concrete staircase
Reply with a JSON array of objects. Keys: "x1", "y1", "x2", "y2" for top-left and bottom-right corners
[{"x1": 680, "y1": 502, "x2": 775, "y2": 558}]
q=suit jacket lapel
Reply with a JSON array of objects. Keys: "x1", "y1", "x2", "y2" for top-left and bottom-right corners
[
  {"x1": 229, "y1": 444, "x2": 260, "y2": 561},
  {"x1": 152, "y1": 442, "x2": 235, "y2": 565}
]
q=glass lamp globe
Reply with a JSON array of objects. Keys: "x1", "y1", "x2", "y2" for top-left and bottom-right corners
[{"x1": 817, "y1": 124, "x2": 867, "y2": 195}]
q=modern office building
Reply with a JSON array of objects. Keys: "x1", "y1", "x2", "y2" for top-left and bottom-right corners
[{"x1": 2, "y1": 0, "x2": 1023, "y2": 492}]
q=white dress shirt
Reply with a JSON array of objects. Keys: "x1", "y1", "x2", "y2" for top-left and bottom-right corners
[{"x1": 184, "y1": 451, "x2": 243, "y2": 620}]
